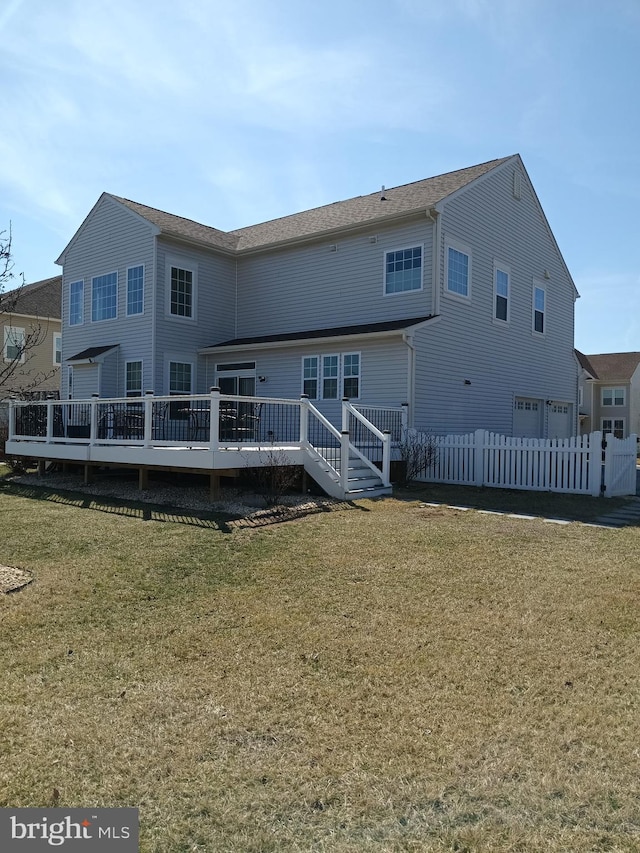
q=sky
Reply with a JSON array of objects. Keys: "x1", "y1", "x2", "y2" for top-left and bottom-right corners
[{"x1": 1, "y1": 0, "x2": 639, "y2": 354}]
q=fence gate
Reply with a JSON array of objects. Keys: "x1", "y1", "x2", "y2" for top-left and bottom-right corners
[{"x1": 603, "y1": 433, "x2": 638, "y2": 497}]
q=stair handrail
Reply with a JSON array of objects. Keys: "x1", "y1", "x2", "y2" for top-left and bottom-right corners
[{"x1": 342, "y1": 399, "x2": 391, "y2": 487}]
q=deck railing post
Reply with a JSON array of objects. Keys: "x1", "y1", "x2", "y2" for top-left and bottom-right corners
[
  {"x1": 401, "y1": 402, "x2": 409, "y2": 433},
  {"x1": 340, "y1": 430, "x2": 350, "y2": 493},
  {"x1": 341, "y1": 397, "x2": 350, "y2": 433},
  {"x1": 46, "y1": 400, "x2": 54, "y2": 444},
  {"x1": 209, "y1": 387, "x2": 220, "y2": 450},
  {"x1": 8, "y1": 398, "x2": 15, "y2": 441},
  {"x1": 90, "y1": 394, "x2": 99, "y2": 445},
  {"x1": 144, "y1": 391, "x2": 154, "y2": 448},
  {"x1": 299, "y1": 394, "x2": 309, "y2": 444},
  {"x1": 382, "y1": 430, "x2": 391, "y2": 485}
]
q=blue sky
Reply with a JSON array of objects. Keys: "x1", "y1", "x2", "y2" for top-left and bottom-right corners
[{"x1": 1, "y1": 0, "x2": 638, "y2": 354}]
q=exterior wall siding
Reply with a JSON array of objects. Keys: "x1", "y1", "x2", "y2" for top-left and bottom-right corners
[
  {"x1": 154, "y1": 237, "x2": 236, "y2": 394},
  {"x1": 235, "y1": 221, "x2": 434, "y2": 338},
  {"x1": 60, "y1": 197, "x2": 156, "y2": 398},
  {"x1": 413, "y1": 163, "x2": 578, "y2": 436},
  {"x1": 0, "y1": 314, "x2": 61, "y2": 397}
]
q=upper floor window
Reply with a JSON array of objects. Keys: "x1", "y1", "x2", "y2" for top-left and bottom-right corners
[
  {"x1": 533, "y1": 284, "x2": 545, "y2": 335},
  {"x1": 170, "y1": 266, "x2": 193, "y2": 317},
  {"x1": 69, "y1": 280, "x2": 84, "y2": 326},
  {"x1": 4, "y1": 326, "x2": 25, "y2": 362},
  {"x1": 53, "y1": 332, "x2": 62, "y2": 365},
  {"x1": 602, "y1": 387, "x2": 625, "y2": 407},
  {"x1": 493, "y1": 263, "x2": 510, "y2": 323},
  {"x1": 127, "y1": 265, "x2": 144, "y2": 316},
  {"x1": 445, "y1": 239, "x2": 471, "y2": 299},
  {"x1": 92, "y1": 272, "x2": 117, "y2": 322},
  {"x1": 125, "y1": 361, "x2": 143, "y2": 397},
  {"x1": 384, "y1": 246, "x2": 422, "y2": 294}
]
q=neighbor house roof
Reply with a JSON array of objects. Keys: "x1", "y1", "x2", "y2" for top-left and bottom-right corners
[
  {"x1": 581, "y1": 352, "x2": 640, "y2": 383},
  {"x1": 0, "y1": 275, "x2": 61, "y2": 319},
  {"x1": 200, "y1": 316, "x2": 436, "y2": 353},
  {"x1": 110, "y1": 156, "x2": 513, "y2": 255}
]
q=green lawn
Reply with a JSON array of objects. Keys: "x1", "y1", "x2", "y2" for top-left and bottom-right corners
[{"x1": 1, "y1": 476, "x2": 639, "y2": 851}]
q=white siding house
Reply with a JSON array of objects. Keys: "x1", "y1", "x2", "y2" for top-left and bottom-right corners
[{"x1": 56, "y1": 155, "x2": 579, "y2": 438}]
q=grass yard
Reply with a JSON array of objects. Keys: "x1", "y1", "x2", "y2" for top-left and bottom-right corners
[{"x1": 1, "y1": 476, "x2": 640, "y2": 851}]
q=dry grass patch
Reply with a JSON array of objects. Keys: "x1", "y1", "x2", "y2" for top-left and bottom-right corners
[{"x1": 0, "y1": 489, "x2": 639, "y2": 851}]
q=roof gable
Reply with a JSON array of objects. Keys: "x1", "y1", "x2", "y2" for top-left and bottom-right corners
[{"x1": 582, "y1": 352, "x2": 640, "y2": 383}]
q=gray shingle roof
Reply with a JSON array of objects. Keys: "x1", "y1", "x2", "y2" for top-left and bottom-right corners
[
  {"x1": 67, "y1": 344, "x2": 118, "y2": 362},
  {"x1": 581, "y1": 352, "x2": 640, "y2": 382},
  {"x1": 0, "y1": 275, "x2": 61, "y2": 319},
  {"x1": 204, "y1": 316, "x2": 435, "y2": 350},
  {"x1": 111, "y1": 156, "x2": 513, "y2": 254}
]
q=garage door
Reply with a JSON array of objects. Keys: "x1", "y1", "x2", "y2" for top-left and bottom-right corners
[
  {"x1": 547, "y1": 401, "x2": 572, "y2": 438},
  {"x1": 513, "y1": 397, "x2": 543, "y2": 437}
]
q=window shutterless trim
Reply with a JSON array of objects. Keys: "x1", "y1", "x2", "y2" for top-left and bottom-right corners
[
  {"x1": 383, "y1": 244, "x2": 424, "y2": 296},
  {"x1": 53, "y1": 332, "x2": 62, "y2": 366},
  {"x1": 124, "y1": 359, "x2": 143, "y2": 397},
  {"x1": 91, "y1": 270, "x2": 118, "y2": 323},
  {"x1": 69, "y1": 279, "x2": 84, "y2": 326},
  {"x1": 532, "y1": 281, "x2": 546, "y2": 336},
  {"x1": 444, "y1": 237, "x2": 472, "y2": 301},
  {"x1": 492, "y1": 260, "x2": 510, "y2": 324},
  {"x1": 166, "y1": 256, "x2": 197, "y2": 322},
  {"x1": 126, "y1": 264, "x2": 145, "y2": 317},
  {"x1": 601, "y1": 387, "x2": 625, "y2": 407},
  {"x1": 4, "y1": 326, "x2": 25, "y2": 363}
]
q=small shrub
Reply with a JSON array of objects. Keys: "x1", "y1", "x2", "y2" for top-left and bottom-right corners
[{"x1": 397, "y1": 428, "x2": 438, "y2": 485}]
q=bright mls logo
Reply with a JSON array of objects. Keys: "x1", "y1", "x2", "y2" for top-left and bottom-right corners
[{"x1": 0, "y1": 808, "x2": 138, "y2": 851}]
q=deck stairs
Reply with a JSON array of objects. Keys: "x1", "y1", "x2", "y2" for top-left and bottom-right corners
[{"x1": 303, "y1": 446, "x2": 392, "y2": 500}]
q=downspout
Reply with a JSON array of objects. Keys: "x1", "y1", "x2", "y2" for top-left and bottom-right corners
[
  {"x1": 425, "y1": 205, "x2": 442, "y2": 317},
  {"x1": 403, "y1": 329, "x2": 416, "y2": 428},
  {"x1": 150, "y1": 235, "x2": 157, "y2": 393}
]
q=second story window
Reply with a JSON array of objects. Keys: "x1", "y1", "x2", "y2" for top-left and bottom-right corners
[
  {"x1": 445, "y1": 239, "x2": 471, "y2": 299},
  {"x1": 385, "y1": 246, "x2": 422, "y2": 294},
  {"x1": 53, "y1": 332, "x2": 62, "y2": 365},
  {"x1": 602, "y1": 387, "x2": 625, "y2": 407},
  {"x1": 170, "y1": 266, "x2": 193, "y2": 317},
  {"x1": 69, "y1": 280, "x2": 84, "y2": 326},
  {"x1": 92, "y1": 272, "x2": 117, "y2": 322},
  {"x1": 533, "y1": 284, "x2": 546, "y2": 335},
  {"x1": 127, "y1": 266, "x2": 144, "y2": 316},
  {"x1": 494, "y1": 264, "x2": 510, "y2": 322}
]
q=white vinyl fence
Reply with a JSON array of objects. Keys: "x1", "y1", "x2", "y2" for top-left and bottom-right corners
[{"x1": 417, "y1": 430, "x2": 638, "y2": 497}]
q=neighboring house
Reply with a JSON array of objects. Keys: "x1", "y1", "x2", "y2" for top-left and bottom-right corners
[
  {"x1": 56, "y1": 155, "x2": 578, "y2": 437},
  {"x1": 0, "y1": 275, "x2": 62, "y2": 399},
  {"x1": 576, "y1": 350, "x2": 640, "y2": 438}
]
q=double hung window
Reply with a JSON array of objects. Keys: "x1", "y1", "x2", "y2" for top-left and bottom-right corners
[
  {"x1": 69, "y1": 280, "x2": 84, "y2": 326},
  {"x1": 445, "y1": 239, "x2": 471, "y2": 299},
  {"x1": 494, "y1": 263, "x2": 510, "y2": 322},
  {"x1": 92, "y1": 272, "x2": 117, "y2": 322},
  {"x1": 170, "y1": 266, "x2": 194, "y2": 317},
  {"x1": 602, "y1": 418, "x2": 624, "y2": 439},
  {"x1": 533, "y1": 284, "x2": 546, "y2": 334},
  {"x1": 301, "y1": 353, "x2": 360, "y2": 400},
  {"x1": 125, "y1": 361, "x2": 143, "y2": 397},
  {"x1": 127, "y1": 266, "x2": 144, "y2": 316},
  {"x1": 4, "y1": 326, "x2": 25, "y2": 362},
  {"x1": 602, "y1": 387, "x2": 625, "y2": 407},
  {"x1": 53, "y1": 332, "x2": 62, "y2": 365}
]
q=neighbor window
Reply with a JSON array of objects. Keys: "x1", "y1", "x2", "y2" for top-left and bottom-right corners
[
  {"x1": 446, "y1": 240, "x2": 471, "y2": 298},
  {"x1": 602, "y1": 418, "x2": 624, "y2": 439},
  {"x1": 170, "y1": 266, "x2": 193, "y2": 317},
  {"x1": 4, "y1": 326, "x2": 25, "y2": 362},
  {"x1": 385, "y1": 246, "x2": 422, "y2": 294},
  {"x1": 125, "y1": 361, "x2": 143, "y2": 397},
  {"x1": 494, "y1": 263, "x2": 510, "y2": 322},
  {"x1": 533, "y1": 284, "x2": 546, "y2": 334},
  {"x1": 91, "y1": 272, "x2": 117, "y2": 322},
  {"x1": 302, "y1": 356, "x2": 318, "y2": 399},
  {"x1": 602, "y1": 387, "x2": 625, "y2": 407},
  {"x1": 127, "y1": 265, "x2": 144, "y2": 316},
  {"x1": 53, "y1": 332, "x2": 62, "y2": 365},
  {"x1": 69, "y1": 280, "x2": 84, "y2": 326}
]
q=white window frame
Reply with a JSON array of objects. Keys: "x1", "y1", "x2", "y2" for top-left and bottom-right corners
[
  {"x1": 532, "y1": 281, "x2": 546, "y2": 336},
  {"x1": 168, "y1": 360, "x2": 193, "y2": 395},
  {"x1": 126, "y1": 264, "x2": 144, "y2": 317},
  {"x1": 166, "y1": 257, "x2": 197, "y2": 321},
  {"x1": 444, "y1": 237, "x2": 472, "y2": 301},
  {"x1": 91, "y1": 271, "x2": 118, "y2": 323},
  {"x1": 383, "y1": 244, "x2": 423, "y2": 296},
  {"x1": 69, "y1": 280, "x2": 84, "y2": 326},
  {"x1": 322, "y1": 354, "x2": 340, "y2": 400},
  {"x1": 125, "y1": 360, "x2": 143, "y2": 397},
  {"x1": 493, "y1": 261, "x2": 510, "y2": 324},
  {"x1": 602, "y1": 418, "x2": 625, "y2": 439},
  {"x1": 302, "y1": 356, "x2": 319, "y2": 400},
  {"x1": 601, "y1": 387, "x2": 625, "y2": 407},
  {"x1": 4, "y1": 326, "x2": 25, "y2": 363},
  {"x1": 53, "y1": 332, "x2": 62, "y2": 366},
  {"x1": 342, "y1": 351, "x2": 360, "y2": 399}
]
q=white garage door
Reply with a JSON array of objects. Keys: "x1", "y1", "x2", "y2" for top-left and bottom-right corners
[
  {"x1": 547, "y1": 401, "x2": 572, "y2": 438},
  {"x1": 513, "y1": 397, "x2": 543, "y2": 437}
]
